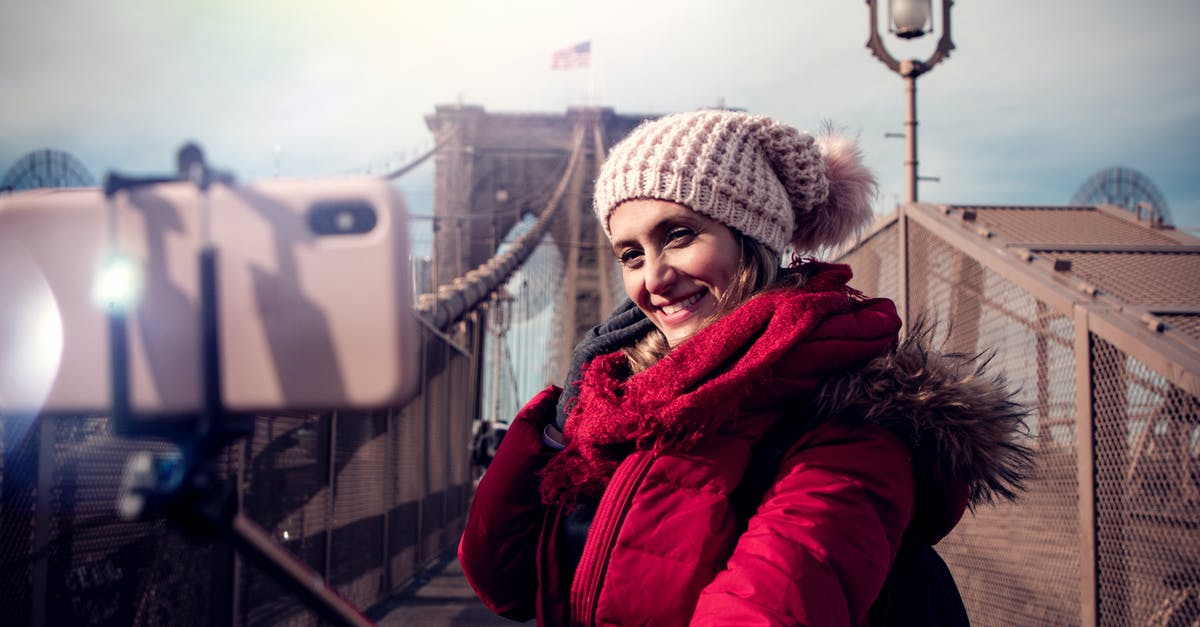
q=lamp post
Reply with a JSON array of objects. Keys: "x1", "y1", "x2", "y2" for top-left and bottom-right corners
[{"x1": 866, "y1": 0, "x2": 955, "y2": 203}]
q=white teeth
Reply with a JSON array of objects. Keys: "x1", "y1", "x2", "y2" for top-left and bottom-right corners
[{"x1": 661, "y1": 292, "x2": 703, "y2": 316}]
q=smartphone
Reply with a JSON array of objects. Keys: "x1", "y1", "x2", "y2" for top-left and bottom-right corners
[{"x1": 0, "y1": 176, "x2": 420, "y2": 417}]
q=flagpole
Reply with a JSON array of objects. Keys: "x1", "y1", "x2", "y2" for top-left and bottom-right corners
[
  {"x1": 550, "y1": 40, "x2": 593, "y2": 106},
  {"x1": 587, "y1": 40, "x2": 595, "y2": 107}
]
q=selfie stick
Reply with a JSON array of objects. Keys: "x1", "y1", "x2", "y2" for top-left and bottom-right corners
[{"x1": 107, "y1": 145, "x2": 373, "y2": 627}]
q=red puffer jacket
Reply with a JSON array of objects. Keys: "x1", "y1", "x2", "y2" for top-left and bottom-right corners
[{"x1": 460, "y1": 265, "x2": 1029, "y2": 625}]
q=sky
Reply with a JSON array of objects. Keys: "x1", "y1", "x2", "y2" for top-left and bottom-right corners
[{"x1": 2, "y1": 0, "x2": 1198, "y2": 245}]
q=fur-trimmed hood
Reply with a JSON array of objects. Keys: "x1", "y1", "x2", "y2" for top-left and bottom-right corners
[
  {"x1": 540, "y1": 264, "x2": 901, "y2": 506},
  {"x1": 815, "y1": 320, "x2": 1034, "y2": 542},
  {"x1": 541, "y1": 263, "x2": 1034, "y2": 544}
]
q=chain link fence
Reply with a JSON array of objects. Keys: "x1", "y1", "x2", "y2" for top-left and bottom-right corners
[
  {"x1": 839, "y1": 206, "x2": 1200, "y2": 626},
  {"x1": 0, "y1": 316, "x2": 481, "y2": 626},
  {"x1": 1092, "y1": 336, "x2": 1200, "y2": 625}
]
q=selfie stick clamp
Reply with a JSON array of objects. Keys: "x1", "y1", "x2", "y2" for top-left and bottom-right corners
[{"x1": 107, "y1": 144, "x2": 372, "y2": 627}]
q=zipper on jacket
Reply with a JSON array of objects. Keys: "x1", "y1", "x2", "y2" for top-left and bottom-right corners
[{"x1": 569, "y1": 451, "x2": 656, "y2": 626}]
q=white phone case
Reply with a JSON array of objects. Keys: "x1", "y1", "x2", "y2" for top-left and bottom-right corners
[{"x1": 0, "y1": 177, "x2": 420, "y2": 416}]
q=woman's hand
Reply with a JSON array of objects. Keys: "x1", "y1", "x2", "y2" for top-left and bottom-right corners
[{"x1": 555, "y1": 299, "x2": 654, "y2": 429}]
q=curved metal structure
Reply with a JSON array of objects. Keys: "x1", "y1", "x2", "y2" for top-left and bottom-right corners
[
  {"x1": 1071, "y1": 166, "x2": 1172, "y2": 226},
  {"x1": 0, "y1": 149, "x2": 96, "y2": 191}
]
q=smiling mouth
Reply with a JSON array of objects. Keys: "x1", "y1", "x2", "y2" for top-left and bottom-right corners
[{"x1": 660, "y1": 292, "x2": 704, "y2": 316}]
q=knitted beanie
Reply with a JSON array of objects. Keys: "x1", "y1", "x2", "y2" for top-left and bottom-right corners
[{"x1": 593, "y1": 109, "x2": 877, "y2": 255}]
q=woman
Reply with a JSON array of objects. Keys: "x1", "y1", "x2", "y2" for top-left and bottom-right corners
[{"x1": 459, "y1": 110, "x2": 1030, "y2": 625}]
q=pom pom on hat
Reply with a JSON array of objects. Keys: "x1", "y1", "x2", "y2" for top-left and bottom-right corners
[
  {"x1": 593, "y1": 110, "x2": 877, "y2": 256},
  {"x1": 794, "y1": 124, "x2": 878, "y2": 254}
]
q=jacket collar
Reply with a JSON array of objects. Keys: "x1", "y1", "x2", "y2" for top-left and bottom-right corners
[{"x1": 540, "y1": 263, "x2": 902, "y2": 505}]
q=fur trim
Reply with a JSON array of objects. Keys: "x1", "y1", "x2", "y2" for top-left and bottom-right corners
[
  {"x1": 815, "y1": 318, "x2": 1035, "y2": 507},
  {"x1": 791, "y1": 127, "x2": 877, "y2": 255},
  {"x1": 538, "y1": 264, "x2": 898, "y2": 506}
]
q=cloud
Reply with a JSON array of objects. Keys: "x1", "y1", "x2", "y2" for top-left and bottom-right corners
[{"x1": 1, "y1": 0, "x2": 1197, "y2": 225}]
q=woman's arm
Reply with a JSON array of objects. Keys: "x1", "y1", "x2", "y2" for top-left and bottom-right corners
[
  {"x1": 458, "y1": 385, "x2": 561, "y2": 621},
  {"x1": 692, "y1": 423, "x2": 915, "y2": 626}
]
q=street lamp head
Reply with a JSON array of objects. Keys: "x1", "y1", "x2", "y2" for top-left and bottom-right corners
[
  {"x1": 890, "y1": 0, "x2": 932, "y2": 39},
  {"x1": 865, "y1": 0, "x2": 954, "y2": 203},
  {"x1": 866, "y1": 0, "x2": 954, "y2": 76}
]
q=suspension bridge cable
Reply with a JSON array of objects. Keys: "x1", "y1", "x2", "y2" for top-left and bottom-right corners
[
  {"x1": 591, "y1": 119, "x2": 618, "y2": 317},
  {"x1": 520, "y1": 268, "x2": 535, "y2": 397},
  {"x1": 382, "y1": 131, "x2": 457, "y2": 181},
  {"x1": 539, "y1": 239, "x2": 561, "y2": 387},
  {"x1": 415, "y1": 120, "x2": 590, "y2": 330}
]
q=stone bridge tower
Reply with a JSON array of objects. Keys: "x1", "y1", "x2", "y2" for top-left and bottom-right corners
[{"x1": 425, "y1": 104, "x2": 652, "y2": 377}]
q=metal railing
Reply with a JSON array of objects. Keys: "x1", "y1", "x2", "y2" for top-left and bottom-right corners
[
  {"x1": 0, "y1": 323, "x2": 483, "y2": 627},
  {"x1": 838, "y1": 202, "x2": 1200, "y2": 627}
]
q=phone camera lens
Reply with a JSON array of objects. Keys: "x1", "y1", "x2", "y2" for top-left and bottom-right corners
[{"x1": 308, "y1": 201, "x2": 377, "y2": 236}]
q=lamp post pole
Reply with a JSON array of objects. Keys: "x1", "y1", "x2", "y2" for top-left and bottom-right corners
[
  {"x1": 903, "y1": 67, "x2": 918, "y2": 203},
  {"x1": 866, "y1": 0, "x2": 955, "y2": 204}
]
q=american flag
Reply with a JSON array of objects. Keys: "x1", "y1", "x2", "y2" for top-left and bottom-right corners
[{"x1": 551, "y1": 41, "x2": 591, "y2": 70}]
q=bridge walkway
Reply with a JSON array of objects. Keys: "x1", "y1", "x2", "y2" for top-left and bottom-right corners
[{"x1": 374, "y1": 557, "x2": 511, "y2": 626}]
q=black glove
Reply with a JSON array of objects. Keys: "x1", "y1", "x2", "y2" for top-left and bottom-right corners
[{"x1": 555, "y1": 299, "x2": 655, "y2": 430}]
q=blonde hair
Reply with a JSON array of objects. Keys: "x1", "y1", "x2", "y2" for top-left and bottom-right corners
[{"x1": 623, "y1": 233, "x2": 805, "y2": 373}]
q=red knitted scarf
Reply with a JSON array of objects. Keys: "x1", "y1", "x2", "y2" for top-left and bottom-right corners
[{"x1": 539, "y1": 263, "x2": 899, "y2": 506}]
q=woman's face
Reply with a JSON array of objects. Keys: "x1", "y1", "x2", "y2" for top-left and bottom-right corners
[{"x1": 609, "y1": 199, "x2": 741, "y2": 347}]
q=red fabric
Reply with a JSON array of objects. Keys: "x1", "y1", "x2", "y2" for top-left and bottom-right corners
[
  {"x1": 458, "y1": 386, "x2": 560, "y2": 621},
  {"x1": 540, "y1": 263, "x2": 894, "y2": 506},
  {"x1": 461, "y1": 264, "x2": 921, "y2": 625},
  {"x1": 691, "y1": 424, "x2": 913, "y2": 626}
]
